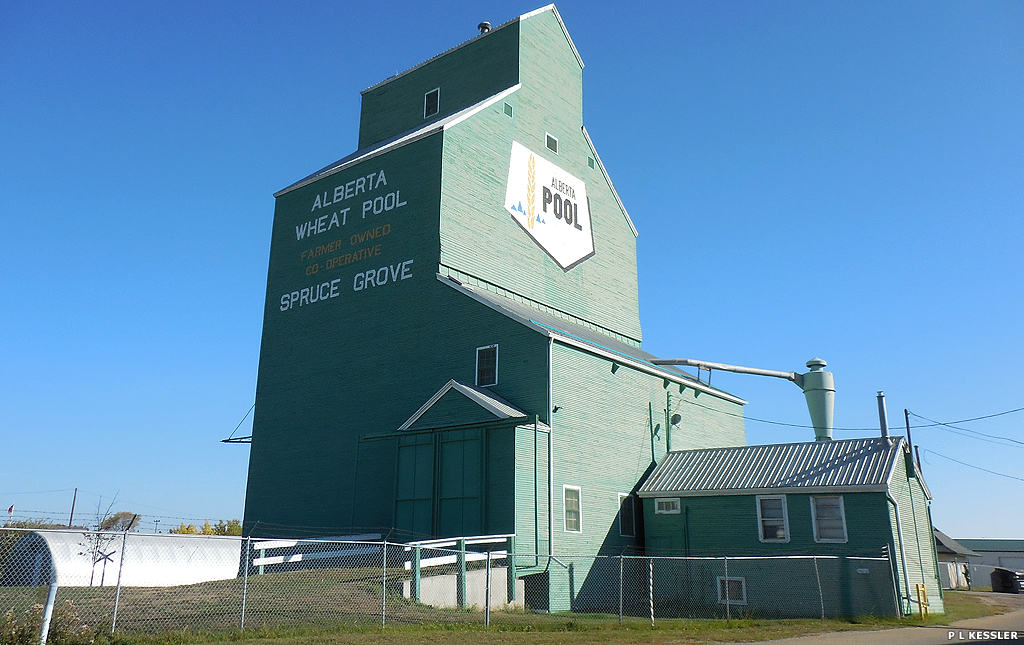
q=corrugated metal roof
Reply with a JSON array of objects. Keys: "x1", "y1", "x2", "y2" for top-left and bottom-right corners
[
  {"x1": 956, "y1": 538, "x2": 1024, "y2": 553},
  {"x1": 639, "y1": 437, "x2": 905, "y2": 497},
  {"x1": 934, "y1": 529, "x2": 979, "y2": 557}
]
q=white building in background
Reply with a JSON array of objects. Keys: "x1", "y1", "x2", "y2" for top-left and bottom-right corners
[{"x1": 1, "y1": 530, "x2": 241, "y2": 587}]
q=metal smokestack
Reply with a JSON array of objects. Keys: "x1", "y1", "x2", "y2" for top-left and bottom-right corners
[{"x1": 877, "y1": 391, "x2": 889, "y2": 438}]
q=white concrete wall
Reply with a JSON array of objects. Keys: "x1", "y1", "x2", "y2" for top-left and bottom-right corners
[{"x1": 402, "y1": 566, "x2": 525, "y2": 609}]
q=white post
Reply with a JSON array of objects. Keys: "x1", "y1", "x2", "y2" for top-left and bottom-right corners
[{"x1": 39, "y1": 583, "x2": 58, "y2": 645}]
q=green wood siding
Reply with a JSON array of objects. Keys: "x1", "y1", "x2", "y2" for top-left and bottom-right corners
[
  {"x1": 888, "y1": 453, "x2": 944, "y2": 613},
  {"x1": 408, "y1": 390, "x2": 514, "y2": 431},
  {"x1": 438, "y1": 8, "x2": 641, "y2": 343},
  {"x1": 245, "y1": 131, "x2": 549, "y2": 536},
  {"x1": 549, "y1": 342, "x2": 745, "y2": 557},
  {"x1": 358, "y1": 23, "x2": 520, "y2": 150}
]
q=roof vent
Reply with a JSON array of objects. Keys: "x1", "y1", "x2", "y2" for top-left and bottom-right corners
[{"x1": 478, "y1": 21, "x2": 491, "y2": 34}]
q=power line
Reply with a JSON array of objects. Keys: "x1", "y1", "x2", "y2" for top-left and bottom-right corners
[
  {"x1": 909, "y1": 411, "x2": 1023, "y2": 447},
  {"x1": 912, "y1": 406, "x2": 1024, "y2": 427},
  {"x1": 923, "y1": 449, "x2": 1024, "y2": 483}
]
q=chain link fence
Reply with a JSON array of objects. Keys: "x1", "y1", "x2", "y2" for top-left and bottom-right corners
[{"x1": 0, "y1": 528, "x2": 899, "y2": 640}]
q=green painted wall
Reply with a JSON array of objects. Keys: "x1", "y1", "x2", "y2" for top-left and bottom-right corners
[
  {"x1": 438, "y1": 9, "x2": 642, "y2": 343},
  {"x1": 888, "y1": 452, "x2": 944, "y2": 614},
  {"x1": 358, "y1": 22, "x2": 520, "y2": 150},
  {"x1": 245, "y1": 130, "x2": 550, "y2": 536},
  {"x1": 643, "y1": 492, "x2": 892, "y2": 558},
  {"x1": 642, "y1": 492, "x2": 901, "y2": 617}
]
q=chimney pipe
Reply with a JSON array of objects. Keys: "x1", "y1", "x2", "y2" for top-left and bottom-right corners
[{"x1": 876, "y1": 391, "x2": 889, "y2": 438}]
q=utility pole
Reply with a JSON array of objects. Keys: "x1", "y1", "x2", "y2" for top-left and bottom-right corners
[{"x1": 68, "y1": 488, "x2": 77, "y2": 528}]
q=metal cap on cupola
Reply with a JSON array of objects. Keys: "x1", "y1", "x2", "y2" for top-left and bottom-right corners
[
  {"x1": 795, "y1": 358, "x2": 835, "y2": 441},
  {"x1": 478, "y1": 22, "x2": 491, "y2": 34}
]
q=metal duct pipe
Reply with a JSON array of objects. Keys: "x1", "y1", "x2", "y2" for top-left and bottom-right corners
[
  {"x1": 650, "y1": 356, "x2": 835, "y2": 441},
  {"x1": 877, "y1": 391, "x2": 889, "y2": 438}
]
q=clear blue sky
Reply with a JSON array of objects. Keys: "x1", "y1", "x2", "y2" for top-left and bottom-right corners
[{"x1": 2, "y1": 1, "x2": 1021, "y2": 538}]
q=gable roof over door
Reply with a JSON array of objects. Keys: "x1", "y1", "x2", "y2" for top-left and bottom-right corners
[{"x1": 398, "y1": 379, "x2": 528, "y2": 432}]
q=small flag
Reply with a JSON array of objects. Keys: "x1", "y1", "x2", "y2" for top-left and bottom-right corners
[{"x1": 6, "y1": 505, "x2": 12, "y2": 520}]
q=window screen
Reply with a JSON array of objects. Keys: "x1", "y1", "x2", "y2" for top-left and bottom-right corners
[
  {"x1": 757, "y1": 496, "x2": 788, "y2": 541},
  {"x1": 564, "y1": 487, "x2": 581, "y2": 532},
  {"x1": 424, "y1": 88, "x2": 440, "y2": 118},
  {"x1": 812, "y1": 496, "x2": 847, "y2": 542},
  {"x1": 476, "y1": 345, "x2": 497, "y2": 386}
]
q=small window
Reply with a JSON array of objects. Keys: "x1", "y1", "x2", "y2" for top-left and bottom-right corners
[
  {"x1": 476, "y1": 345, "x2": 497, "y2": 387},
  {"x1": 655, "y1": 498, "x2": 680, "y2": 514},
  {"x1": 545, "y1": 133, "x2": 558, "y2": 154},
  {"x1": 564, "y1": 486, "x2": 581, "y2": 532},
  {"x1": 587, "y1": 156, "x2": 595, "y2": 169},
  {"x1": 717, "y1": 577, "x2": 747, "y2": 605},
  {"x1": 756, "y1": 495, "x2": 789, "y2": 542},
  {"x1": 618, "y1": 493, "x2": 635, "y2": 537},
  {"x1": 811, "y1": 495, "x2": 848, "y2": 543},
  {"x1": 503, "y1": 102, "x2": 513, "y2": 117},
  {"x1": 424, "y1": 88, "x2": 440, "y2": 118}
]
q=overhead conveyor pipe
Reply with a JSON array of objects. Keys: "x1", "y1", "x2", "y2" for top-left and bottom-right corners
[{"x1": 651, "y1": 357, "x2": 835, "y2": 441}]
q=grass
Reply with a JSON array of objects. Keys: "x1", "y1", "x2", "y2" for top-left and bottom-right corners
[{"x1": 0, "y1": 564, "x2": 1016, "y2": 645}]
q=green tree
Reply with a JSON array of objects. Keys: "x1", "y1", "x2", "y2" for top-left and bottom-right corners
[{"x1": 169, "y1": 523, "x2": 199, "y2": 534}]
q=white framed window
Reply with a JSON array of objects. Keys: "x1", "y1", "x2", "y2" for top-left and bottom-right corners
[
  {"x1": 717, "y1": 577, "x2": 747, "y2": 605},
  {"x1": 475, "y1": 344, "x2": 497, "y2": 387},
  {"x1": 424, "y1": 88, "x2": 440, "y2": 118},
  {"x1": 811, "y1": 495, "x2": 848, "y2": 543},
  {"x1": 618, "y1": 493, "x2": 635, "y2": 537},
  {"x1": 563, "y1": 485, "x2": 581, "y2": 532},
  {"x1": 654, "y1": 497, "x2": 680, "y2": 514},
  {"x1": 545, "y1": 132, "x2": 558, "y2": 154},
  {"x1": 755, "y1": 495, "x2": 789, "y2": 543}
]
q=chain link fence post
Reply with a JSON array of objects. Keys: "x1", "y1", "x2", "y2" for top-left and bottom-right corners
[
  {"x1": 457, "y1": 538, "x2": 467, "y2": 609},
  {"x1": 111, "y1": 527, "x2": 132, "y2": 633},
  {"x1": 813, "y1": 555, "x2": 824, "y2": 619},
  {"x1": 240, "y1": 536, "x2": 250, "y2": 631},
  {"x1": 618, "y1": 555, "x2": 623, "y2": 626},
  {"x1": 648, "y1": 557, "x2": 654, "y2": 627},
  {"x1": 381, "y1": 539, "x2": 387, "y2": 628},
  {"x1": 484, "y1": 550, "x2": 491, "y2": 628},
  {"x1": 38, "y1": 582, "x2": 58, "y2": 645},
  {"x1": 724, "y1": 556, "x2": 730, "y2": 621}
]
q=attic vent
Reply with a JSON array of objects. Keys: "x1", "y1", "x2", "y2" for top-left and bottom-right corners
[
  {"x1": 588, "y1": 157, "x2": 595, "y2": 169},
  {"x1": 504, "y1": 103, "x2": 513, "y2": 118},
  {"x1": 424, "y1": 88, "x2": 440, "y2": 119},
  {"x1": 545, "y1": 133, "x2": 558, "y2": 154}
]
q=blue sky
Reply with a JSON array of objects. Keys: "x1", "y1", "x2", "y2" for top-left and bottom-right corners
[{"x1": 1, "y1": 1, "x2": 1021, "y2": 538}]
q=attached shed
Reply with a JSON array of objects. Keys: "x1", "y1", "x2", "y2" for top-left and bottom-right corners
[
  {"x1": 1, "y1": 531, "x2": 241, "y2": 587},
  {"x1": 638, "y1": 436, "x2": 942, "y2": 616},
  {"x1": 933, "y1": 529, "x2": 977, "y2": 590}
]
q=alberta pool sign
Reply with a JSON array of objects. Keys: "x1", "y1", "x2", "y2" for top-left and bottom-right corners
[{"x1": 505, "y1": 141, "x2": 595, "y2": 270}]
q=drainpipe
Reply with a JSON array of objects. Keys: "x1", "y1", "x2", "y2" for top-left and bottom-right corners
[
  {"x1": 886, "y1": 493, "x2": 912, "y2": 614},
  {"x1": 547, "y1": 337, "x2": 554, "y2": 560}
]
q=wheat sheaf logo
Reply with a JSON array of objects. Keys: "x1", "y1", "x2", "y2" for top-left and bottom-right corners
[{"x1": 526, "y1": 154, "x2": 536, "y2": 228}]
